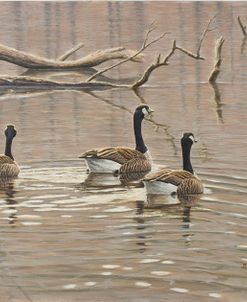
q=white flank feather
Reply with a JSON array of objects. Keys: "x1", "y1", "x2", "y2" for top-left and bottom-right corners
[
  {"x1": 143, "y1": 180, "x2": 177, "y2": 195},
  {"x1": 85, "y1": 158, "x2": 121, "y2": 173}
]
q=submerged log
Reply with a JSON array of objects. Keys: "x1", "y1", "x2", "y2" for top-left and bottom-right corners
[
  {"x1": 0, "y1": 76, "x2": 127, "y2": 90},
  {"x1": 0, "y1": 44, "x2": 143, "y2": 69}
]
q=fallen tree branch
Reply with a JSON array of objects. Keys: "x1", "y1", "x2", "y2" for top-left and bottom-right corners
[
  {"x1": 87, "y1": 23, "x2": 168, "y2": 82},
  {"x1": 58, "y1": 42, "x2": 84, "y2": 61},
  {"x1": 0, "y1": 44, "x2": 143, "y2": 69},
  {"x1": 237, "y1": 16, "x2": 247, "y2": 36},
  {"x1": 209, "y1": 36, "x2": 225, "y2": 83}
]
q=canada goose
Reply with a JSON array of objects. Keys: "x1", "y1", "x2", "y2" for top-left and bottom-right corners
[
  {"x1": 0, "y1": 125, "x2": 20, "y2": 178},
  {"x1": 143, "y1": 133, "x2": 203, "y2": 195},
  {"x1": 79, "y1": 105, "x2": 153, "y2": 174}
]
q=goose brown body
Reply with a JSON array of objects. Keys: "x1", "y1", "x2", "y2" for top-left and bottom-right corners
[
  {"x1": 143, "y1": 133, "x2": 203, "y2": 195},
  {"x1": 79, "y1": 105, "x2": 153, "y2": 174},
  {"x1": 0, "y1": 125, "x2": 20, "y2": 179},
  {"x1": 144, "y1": 169, "x2": 203, "y2": 195},
  {"x1": 0, "y1": 155, "x2": 20, "y2": 178}
]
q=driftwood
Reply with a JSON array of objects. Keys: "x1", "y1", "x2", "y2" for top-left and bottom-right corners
[
  {"x1": 209, "y1": 37, "x2": 225, "y2": 83},
  {"x1": 0, "y1": 17, "x2": 216, "y2": 90},
  {"x1": 0, "y1": 44, "x2": 143, "y2": 69}
]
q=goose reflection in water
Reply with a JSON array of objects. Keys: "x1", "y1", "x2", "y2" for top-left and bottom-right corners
[
  {"x1": 0, "y1": 180, "x2": 18, "y2": 225},
  {"x1": 79, "y1": 171, "x2": 149, "y2": 190},
  {"x1": 134, "y1": 200, "x2": 149, "y2": 253},
  {"x1": 144, "y1": 193, "x2": 202, "y2": 233}
]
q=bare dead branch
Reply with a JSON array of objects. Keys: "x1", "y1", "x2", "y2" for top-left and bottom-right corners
[
  {"x1": 174, "y1": 16, "x2": 217, "y2": 61},
  {"x1": 131, "y1": 17, "x2": 217, "y2": 90},
  {"x1": 86, "y1": 24, "x2": 168, "y2": 82},
  {"x1": 175, "y1": 45, "x2": 204, "y2": 60},
  {"x1": 131, "y1": 40, "x2": 177, "y2": 89},
  {"x1": 197, "y1": 15, "x2": 217, "y2": 57},
  {"x1": 209, "y1": 36, "x2": 225, "y2": 83},
  {"x1": 238, "y1": 16, "x2": 247, "y2": 36},
  {"x1": 132, "y1": 37, "x2": 206, "y2": 89},
  {"x1": 142, "y1": 21, "x2": 157, "y2": 48},
  {"x1": 58, "y1": 42, "x2": 84, "y2": 61}
]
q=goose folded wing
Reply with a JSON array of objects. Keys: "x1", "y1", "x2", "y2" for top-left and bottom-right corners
[
  {"x1": 79, "y1": 147, "x2": 144, "y2": 164},
  {"x1": 143, "y1": 169, "x2": 173, "y2": 181},
  {"x1": 155, "y1": 170, "x2": 196, "y2": 186},
  {"x1": 120, "y1": 157, "x2": 152, "y2": 174}
]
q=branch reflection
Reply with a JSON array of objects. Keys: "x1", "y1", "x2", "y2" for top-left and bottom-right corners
[
  {"x1": 209, "y1": 82, "x2": 224, "y2": 124},
  {"x1": 0, "y1": 180, "x2": 18, "y2": 226}
]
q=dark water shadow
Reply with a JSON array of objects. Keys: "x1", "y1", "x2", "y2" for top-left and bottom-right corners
[
  {"x1": 144, "y1": 193, "x2": 202, "y2": 225},
  {"x1": 240, "y1": 36, "x2": 247, "y2": 54},
  {"x1": 0, "y1": 179, "x2": 18, "y2": 225},
  {"x1": 134, "y1": 200, "x2": 149, "y2": 253},
  {"x1": 132, "y1": 194, "x2": 202, "y2": 252},
  {"x1": 21, "y1": 67, "x2": 137, "y2": 85},
  {"x1": 78, "y1": 171, "x2": 147, "y2": 191}
]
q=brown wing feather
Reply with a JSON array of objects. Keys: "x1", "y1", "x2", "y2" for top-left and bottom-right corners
[
  {"x1": 79, "y1": 147, "x2": 144, "y2": 164},
  {"x1": 157, "y1": 170, "x2": 196, "y2": 186},
  {"x1": 143, "y1": 169, "x2": 173, "y2": 181},
  {"x1": 144, "y1": 169, "x2": 196, "y2": 186},
  {"x1": 120, "y1": 157, "x2": 151, "y2": 174}
]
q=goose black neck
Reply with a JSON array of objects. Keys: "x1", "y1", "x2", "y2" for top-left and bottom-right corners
[
  {"x1": 182, "y1": 142, "x2": 193, "y2": 174},
  {"x1": 5, "y1": 137, "x2": 14, "y2": 160},
  {"x1": 134, "y1": 111, "x2": 147, "y2": 154}
]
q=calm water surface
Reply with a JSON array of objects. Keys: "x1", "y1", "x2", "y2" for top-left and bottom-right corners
[{"x1": 0, "y1": 2, "x2": 246, "y2": 302}]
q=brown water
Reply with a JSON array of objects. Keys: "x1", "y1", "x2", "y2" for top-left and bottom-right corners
[{"x1": 0, "y1": 1, "x2": 247, "y2": 302}]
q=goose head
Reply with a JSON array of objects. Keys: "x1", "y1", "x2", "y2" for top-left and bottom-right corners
[
  {"x1": 134, "y1": 105, "x2": 154, "y2": 120},
  {"x1": 181, "y1": 132, "x2": 197, "y2": 147},
  {"x1": 5, "y1": 125, "x2": 17, "y2": 140}
]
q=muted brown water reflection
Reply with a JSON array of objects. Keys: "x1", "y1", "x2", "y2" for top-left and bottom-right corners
[{"x1": 0, "y1": 1, "x2": 247, "y2": 302}]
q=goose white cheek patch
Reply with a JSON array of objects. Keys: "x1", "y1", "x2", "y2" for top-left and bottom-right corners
[
  {"x1": 189, "y1": 135, "x2": 195, "y2": 142},
  {"x1": 142, "y1": 108, "x2": 148, "y2": 116}
]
